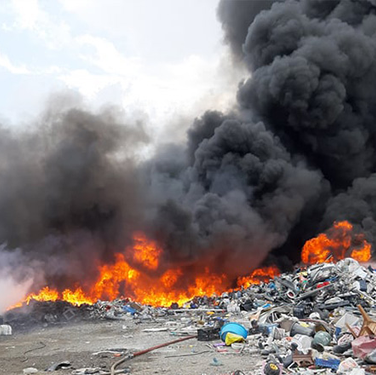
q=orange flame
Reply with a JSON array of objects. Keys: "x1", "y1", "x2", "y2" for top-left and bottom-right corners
[
  {"x1": 237, "y1": 265, "x2": 280, "y2": 289},
  {"x1": 132, "y1": 233, "x2": 161, "y2": 270},
  {"x1": 9, "y1": 235, "x2": 231, "y2": 309},
  {"x1": 26, "y1": 286, "x2": 59, "y2": 304},
  {"x1": 7, "y1": 286, "x2": 60, "y2": 310},
  {"x1": 62, "y1": 288, "x2": 94, "y2": 306},
  {"x1": 8, "y1": 221, "x2": 372, "y2": 311},
  {"x1": 301, "y1": 221, "x2": 371, "y2": 264}
]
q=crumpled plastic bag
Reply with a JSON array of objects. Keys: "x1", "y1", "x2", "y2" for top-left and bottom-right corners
[
  {"x1": 352, "y1": 335, "x2": 376, "y2": 358},
  {"x1": 225, "y1": 332, "x2": 245, "y2": 346},
  {"x1": 338, "y1": 357, "x2": 359, "y2": 372}
]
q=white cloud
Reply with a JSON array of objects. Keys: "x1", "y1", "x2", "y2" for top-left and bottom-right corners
[
  {"x1": 76, "y1": 35, "x2": 142, "y2": 76},
  {"x1": 11, "y1": 0, "x2": 39, "y2": 29},
  {"x1": 0, "y1": 52, "x2": 61, "y2": 76},
  {"x1": 0, "y1": 0, "x2": 242, "y2": 135},
  {"x1": 59, "y1": 69, "x2": 119, "y2": 98},
  {"x1": 57, "y1": 0, "x2": 222, "y2": 61},
  {"x1": 0, "y1": 53, "x2": 30, "y2": 74},
  {"x1": 59, "y1": 0, "x2": 90, "y2": 12},
  {"x1": 9, "y1": 0, "x2": 72, "y2": 49},
  {"x1": 57, "y1": 46, "x2": 242, "y2": 147}
]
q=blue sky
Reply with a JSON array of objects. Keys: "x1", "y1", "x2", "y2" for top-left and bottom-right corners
[{"x1": 0, "y1": 0, "x2": 243, "y2": 142}]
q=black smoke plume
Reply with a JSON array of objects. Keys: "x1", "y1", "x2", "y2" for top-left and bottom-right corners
[
  {"x1": 217, "y1": 0, "x2": 376, "y2": 259},
  {"x1": 2, "y1": 0, "x2": 376, "y2": 296},
  {"x1": 0, "y1": 105, "x2": 148, "y2": 290},
  {"x1": 217, "y1": 0, "x2": 277, "y2": 61}
]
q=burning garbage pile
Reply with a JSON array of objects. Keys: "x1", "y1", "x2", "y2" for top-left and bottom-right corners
[
  {"x1": 3, "y1": 0, "x2": 376, "y2": 372},
  {"x1": 3, "y1": 220, "x2": 376, "y2": 373},
  {"x1": 2, "y1": 220, "x2": 370, "y2": 325},
  {"x1": 2, "y1": 220, "x2": 373, "y2": 331},
  {"x1": 4, "y1": 256, "x2": 376, "y2": 373},
  {"x1": 2, "y1": 0, "x2": 376, "y2": 337}
]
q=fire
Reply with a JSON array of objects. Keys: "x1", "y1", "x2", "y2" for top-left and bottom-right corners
[
  {"x1": 9, "y1": 235, "x2": 230, "y2": 309},
  {"x1": 301, "y1": 221, "x2": 371, "y2": 264},
  {"x1": 8, "y1": 221, "x2": 372, "y2": 311},
  {"x1": 132, "y1": 233, "x2": 161, "y2": 270},
  {"x1": 237, "y1": 266, "x2": 280, "y2": 289},
  {"x1": 25, "y1": 286, "x2": 59, "y2": 304},
  {"x1": 9, "y1": 286, "x2": 59, "y2": 310},
  {"x1": 62, "y1": 288, "x2": 94, "y2": 306}
]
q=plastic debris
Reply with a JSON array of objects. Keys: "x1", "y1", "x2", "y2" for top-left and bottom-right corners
[
  {"x1": 225, "y1": 332, "x2": 245, "y2": 346},
  {"x1": 338, "y1": 357, "x2": 360, "y2": 372},
  {"x1": 46, "y1": 361, "x2": 71, "y2": 371},
  {"x1": 5, "y1": 257, "x2": 376, "y2": 374},
  {"x1": 0, "y1": 324, "x2": 12, "y2": 335},
  {"x1": 23, "y1": 368, "x2": 38, "y2": 374},
  {"x1": 210, "y1": 357, "x2": 223, "y2": 366},
  {"x1": 352, "y1": 336, "x2": 376, "y2": 359}
]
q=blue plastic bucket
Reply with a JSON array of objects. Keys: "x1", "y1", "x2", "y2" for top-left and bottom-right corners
[{"x1": 220, "y1": 322, "x2": 248, "y2": 341}]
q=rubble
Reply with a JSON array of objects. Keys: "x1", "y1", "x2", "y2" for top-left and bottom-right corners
[{"x1": 4, "y1": 258, "x2": 376, "y2": 374}]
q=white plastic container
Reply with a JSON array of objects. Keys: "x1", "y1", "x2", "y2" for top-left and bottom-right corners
[
  {"x1": 291, "y1": 334, "x2": 312, "y2": 354},
  {"x1": 0, "y1": 324, "x2": 12, "y2": 335}
]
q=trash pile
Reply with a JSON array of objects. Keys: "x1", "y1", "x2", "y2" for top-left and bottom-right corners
[
  {"x1": 3, "y1": 300, "x2": 99, "y2": 330},
  {"x1": 4, "y1": 257, "x2": 376, "y2": 374},
  {"x1": 199, "y1": 257, "x2": 376, "y2": 374}
]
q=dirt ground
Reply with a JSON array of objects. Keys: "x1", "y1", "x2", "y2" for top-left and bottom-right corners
[{"x1": 0, "y1": 318, "x2": 262, "y2": 375}]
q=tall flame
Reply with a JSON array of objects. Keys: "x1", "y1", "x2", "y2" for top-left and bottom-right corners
[
  {"x1": 132, "y1": 233, "x2": 160, "y2": 270},
  {"x1": 9, "y1": 234, "x2": 233, "y2": 308},
  {"x1": 8, "y1": 220, "x2": 373, "y2": 310},
  {"x1": 301, "y1": 221, "x2": 371, "y2": 264}
]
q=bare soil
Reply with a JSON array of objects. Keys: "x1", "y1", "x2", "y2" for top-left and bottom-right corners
[{"x1": 0, "y1": 319, "x2": 262, "y2": 375}]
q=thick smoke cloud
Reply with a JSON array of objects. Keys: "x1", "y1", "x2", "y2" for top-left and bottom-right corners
[
  {"x1": 217, "y1": 0, "x2": 277, "y2": 61},
  {"x1": 2, "y1": 0, "x2": 376, "y2": 296},
  {"x1": 0, "y1": 106, "x2": 147, "y2": 248},
  {"x1": 238, "y1": 0, "x2": 376, "y2": 188},
  {"x1": 323, "y1": 174, "x2": 376, "y2": 245},
  {"x1": 217, "y1": 0, "x2": 376, "y2": 259},
  {"x1": 142, "y1": 115, "x2": 324, "y2": 276},
  {"x1": 0, "y1": 104, "x2": 148, "y2": 290}
]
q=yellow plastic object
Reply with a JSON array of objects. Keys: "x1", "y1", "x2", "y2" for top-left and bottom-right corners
[{"x1": 224, "y1": 332, "x2": 245, "y2": 346}]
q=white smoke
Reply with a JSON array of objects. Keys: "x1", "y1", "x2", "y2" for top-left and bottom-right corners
[
  {"x1": 0, "y1": 245, "x2": 35, "y2": 313},
  {"x1": 0, "y1": 275, "x2": 33, "y2": 313}
]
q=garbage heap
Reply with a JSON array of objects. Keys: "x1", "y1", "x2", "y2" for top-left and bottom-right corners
[
  {"x1": 201, "y1": 257, "x2": 376, "y2": 374},
  {"x1": 3, "y1": 257, "x2": 376, "y2": 374}
]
